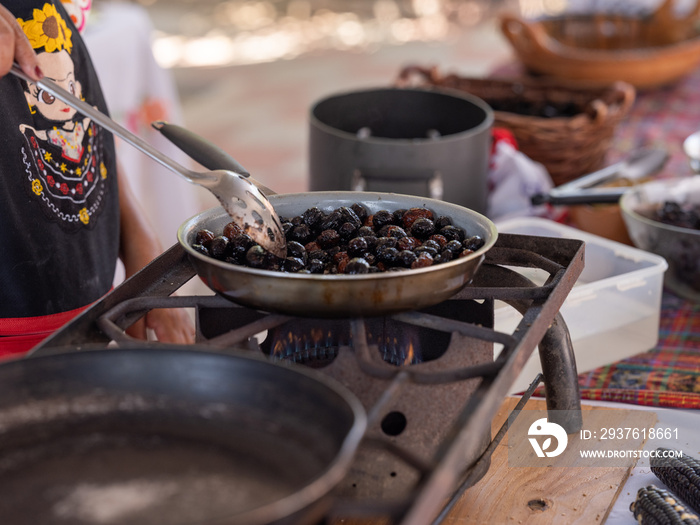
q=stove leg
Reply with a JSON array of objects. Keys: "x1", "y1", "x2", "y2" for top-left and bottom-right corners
[{"x1": 537, "y1": 312, "x2": 582, "y2": 433}]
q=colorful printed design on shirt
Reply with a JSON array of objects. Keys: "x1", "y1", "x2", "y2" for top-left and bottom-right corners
[
  {"x1": 18, "y1": 3, "x2": 73, "y2": 52},
  {"x1": 16, "y1": 3, "x2": 109, "y2": 231},
  {"x1": 20, "y1": 122, "x2": 108, "y2": 229}
]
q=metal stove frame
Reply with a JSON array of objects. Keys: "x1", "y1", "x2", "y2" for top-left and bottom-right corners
[{"x1": 33, "y1": 232, "x2": 585, "y2": 524}]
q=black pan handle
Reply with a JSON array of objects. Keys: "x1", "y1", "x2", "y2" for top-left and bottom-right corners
[
  {"x1": 152, "y1": 120, "x2": 277, "y2": 196},
  {"x1": 152, "y1": 120, "x2": 250, "y2": 177}
]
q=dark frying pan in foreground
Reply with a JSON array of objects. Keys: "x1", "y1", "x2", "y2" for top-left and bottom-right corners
[{"x1": 0, "y1": 347, "x2": 366, "y2": 525}]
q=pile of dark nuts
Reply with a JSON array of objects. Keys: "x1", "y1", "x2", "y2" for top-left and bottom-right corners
[
  {"x1": 651, "y1": 201, "x2": 700, "y2": 230},
  {"x1": 192, "y1": 204, "x2": 485, "y2": 275},
  {"x1": 488, "y1": 98, "x2": 580, "y2": 119},
  {"x1": 648, "y1": 201, "x2": 700, "y2": 292}
]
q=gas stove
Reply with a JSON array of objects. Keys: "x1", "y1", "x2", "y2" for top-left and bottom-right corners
[{"x1": 33, "y1": 232, "x2": 585, "y2": 524}]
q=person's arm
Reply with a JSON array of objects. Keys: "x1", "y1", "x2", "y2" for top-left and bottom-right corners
[
  {"x1": 118, "y1": 164, "x2": 194, "y2": 343},
  {"x1": 0, "y1": 4, "x2": 41, "y2": 80}
]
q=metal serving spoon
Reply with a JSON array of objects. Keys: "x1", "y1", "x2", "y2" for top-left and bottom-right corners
[
  {"x1": 531, "y1": 147, "x2": 669, "y2": 205},
  {"x1": 10, "y1": 64, "x2": 287, "y2": 258}
]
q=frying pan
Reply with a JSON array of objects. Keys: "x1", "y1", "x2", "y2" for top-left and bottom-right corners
[
  {"x1": 155, "y1": 122, "x2": 497, "y2": 318},
  {"x1": 178, "y1": 192, "x2": 497, "y2": 318},
  {"x1": 0, "y1": 347, "x2": 366, "y2": 525}
]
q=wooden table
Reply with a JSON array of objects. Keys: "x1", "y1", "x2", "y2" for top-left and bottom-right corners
[{"x1": 333, "y1": 398, "x2": 657, "y2": 525}]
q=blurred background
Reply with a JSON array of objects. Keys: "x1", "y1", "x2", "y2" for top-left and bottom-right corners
[
  {"x1": 87, "y1": 0, "x2": 522, "y2": 250},
  {"x1": 84, "y1": 0, "x2": 693, "y2": 253}
]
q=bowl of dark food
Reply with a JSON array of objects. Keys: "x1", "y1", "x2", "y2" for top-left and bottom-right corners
[
  {"x1": 620, "y1": 176, "x2": 700, "y2": 301},
  {"x1": 178, "y1": 191, "x2": 497, "y2": 318}
]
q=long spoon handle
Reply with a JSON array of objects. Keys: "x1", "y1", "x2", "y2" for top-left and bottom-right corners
[{"x1": 10, "y1": 63, "x2": 204, "y2": 184}]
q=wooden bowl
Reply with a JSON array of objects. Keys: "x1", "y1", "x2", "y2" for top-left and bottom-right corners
[{"x1": 500, "y1": 1, "x2": 700, "y2": 89}]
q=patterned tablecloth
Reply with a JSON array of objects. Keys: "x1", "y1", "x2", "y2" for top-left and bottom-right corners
[
  {"x1": 575, "y1": 65, "x2": 700, "y2": 408},
  {"x1": 606, "y1": 64, "x2": 700, "y2": 179}
]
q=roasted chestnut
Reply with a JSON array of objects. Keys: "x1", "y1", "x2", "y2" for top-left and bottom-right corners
[
  {"x1": 440, "y1": 225, "x2": 465, "y2": 242},
  {"x1": 348, "y1": 237, "x2": 368, "y2": 257},
  {"x1": 208, "y1": 236, "x2": 229, "y2": 260},
  {"x1": 286, "y1": 241, "x2": 307, "y2": 263},
  {"x1": 410, "y1": 218, "x2": 436, "y2": 239},
  {"x1": 289, "y1": 224, "x2": 313, "y2": 244},
  {"x1": 195, "y1": 229, "x2": 215, "y2": 245},
  {"x1": 351, "y1": 203, "x2": 368, "y2": 222},
  {"x1": 338, "y1": 222, "x2": 358, "y2": 240},
  {"x1": 402, "y1": 207, "x2": 433, "y2": 229},
  {"x1": 372, "y1": 210, "x2": 394, "y2": 231},
  {"x1": 283, "y1": 257, "x2": 306, "y2": 272},
  {"x1": 302, "y1": 206, "x2": 324, "y2": 230},
  {"x1": 246, "y1": 245, "x2": 267, "y2": 268},
  {"x1": 463, "y1": 235, "x2": 485, "y2": 251},
  {"x1": 412, "y1": 252, "x2": 434, "y2": 269},
  {"x1": 223, "y1": 221, "x2": 244, "y2": 240},
  {"x1": 316, "y1": 229, "x2": 341, "y2": 249},
  {"x1": 338, "y1": 206, "x2": 362, "y2": 228},
  {"x1": 345, "y1": 257, "x2": 370, "y2": 274},
  {"x1": 397, "y1": 250, "x2": 417, "y2": 268}
]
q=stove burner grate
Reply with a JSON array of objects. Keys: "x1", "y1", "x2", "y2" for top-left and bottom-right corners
[{"x1": 33, "y1": 232, "x2": 585, "y2": 524}]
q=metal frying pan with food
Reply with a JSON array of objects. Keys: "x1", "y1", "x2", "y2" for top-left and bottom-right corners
[
  {"x1": 153, "y1": 122, "x2": 498, "y2": 318},
  {"x1": 179, "y1": 192, "x2": 497, "y2": 318},
  {"x1": 0, "y1": 347, "x2": 366, "y2": 525},
  {"x1": 9, "y1": 64, "x2": 286, "y2": 258}
]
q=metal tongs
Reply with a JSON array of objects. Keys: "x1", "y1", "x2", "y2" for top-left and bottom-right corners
[
  {"x1": 10, "y1": 64, "x2": 287, "y2": 257},
  {"x1": 531, "y1": 147, "x2": 669, "y2": 205}
]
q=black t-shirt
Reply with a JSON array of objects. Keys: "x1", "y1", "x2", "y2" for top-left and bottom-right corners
[{"x1": 0, "y1": 0, "x2": 119, "y2": 319}]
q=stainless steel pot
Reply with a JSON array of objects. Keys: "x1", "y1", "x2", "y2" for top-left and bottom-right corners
[
  {"x1": 0, "y1": 347, "x2": 366, "y2": 525},
  {"x1": 309, "y1": 88, "x2": 494, "y2": 215},
  {"x1": 178, "y1": 192, "x2": 497, "y2": 318}
]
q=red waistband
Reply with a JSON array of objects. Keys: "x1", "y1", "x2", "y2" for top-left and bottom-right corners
[
  {"x1": 0, "y1": 332, "x2": 55, "y2": 356},
  {"x1": 0, "y1": 304, "x2": 91, "y2": 336},
  {"x1": 0, "y1": 291, "x2": 112, "y2": 358},
  {"x1": 0, "y1": 305, "x2": 90, "y2": 358}
]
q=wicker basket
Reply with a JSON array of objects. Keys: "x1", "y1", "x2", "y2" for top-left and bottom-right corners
[
  {"x1": 499, "y1": 0, "x2": 700, "y2": 89},
  {"x1": 397, "y1": 65, "x2": 635, "y2": 186}
]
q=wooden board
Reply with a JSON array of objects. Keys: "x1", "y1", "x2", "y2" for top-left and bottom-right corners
[
  {"x1": 333, "y1": 398, "x2": 657, "y2": 525},
  {"x1": 444, "y1": 398, "x2": 658, "y2": 524}
]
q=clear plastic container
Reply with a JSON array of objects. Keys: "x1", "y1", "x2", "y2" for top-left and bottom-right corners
[{"x1": 495, "y1": 217, "x2": 668, "y2": 394}]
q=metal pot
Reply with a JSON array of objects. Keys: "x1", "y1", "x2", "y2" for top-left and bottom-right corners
[
  {"x1": 178, "y1": 191, "x2": 497, "y2": 318},
  {"x1": 0, "y1": 347, "x2": 366, "y2": 525},
  {"x1": 309, "y1": 88, "x2": 494, "y2": 215}
]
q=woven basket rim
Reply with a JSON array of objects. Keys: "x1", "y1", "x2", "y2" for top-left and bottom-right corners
[{"x1": 395, "y1": 65, "x2": 636, "y2": 185}]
